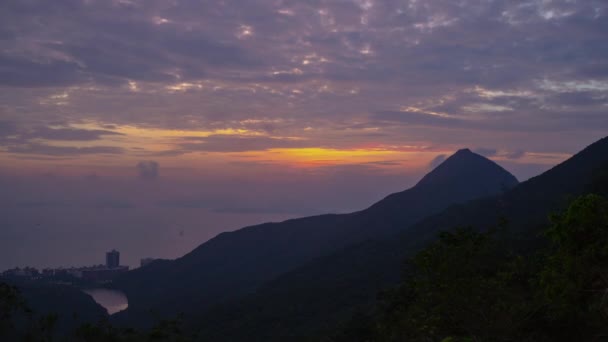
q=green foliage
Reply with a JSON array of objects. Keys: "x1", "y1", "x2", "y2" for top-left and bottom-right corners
[
  {"x1": 0, "y1": 283, "x2": 30, "y2": 337},
  {"x1": 0, "y1": 282, "x2": 197, "y2": 341},
  {"x1": 373, "y1": 228, "x2": 533, "y2": 341},
  {"x1": 340, "y1": 194, "x2": 608, "y2": 341},
  {"x1": 0, "y1": 282, "x2": 61, "y2": 341},
  {"x1": 71, "y1": 315, "x2": 197, "y2": 341},
  {"x1": 538, "y1": 194, "x2": 608, "y2": 338}
]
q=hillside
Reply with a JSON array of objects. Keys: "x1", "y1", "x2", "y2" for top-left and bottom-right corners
[
  {"x1": 0, "y1": 278, "x2": 108, "y2": 338},
  {"x1": 112, "y1": 149, "x2": 517, "y2": 326},
  {"x1": 189, "y1": 136, "x2": 608, "y2": 341}
]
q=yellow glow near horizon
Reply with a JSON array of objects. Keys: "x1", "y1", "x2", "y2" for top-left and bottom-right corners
[
  {"x1": 271, "y1": 147, "x2": 400, "y2": 159},
  {"x1": 235, "y1": 147, "x2": 416, "y2": 168},
  {"x1": 0, "y1": 121, "x2": 571, "y2": 179},
  {"x1": 72, "y1": 122, "x2": 262, "y2": 139},
  {"x1": 41, "y1": 122, "x2": 416, "y2": 168}
]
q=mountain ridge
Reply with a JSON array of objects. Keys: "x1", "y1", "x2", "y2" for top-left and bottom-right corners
[
  {"x1": 187, "y1": 136, "x2": 608, "y2": 341},
  {"x1": 111, "y1": 148, "x2": 518, "y2": 326}
]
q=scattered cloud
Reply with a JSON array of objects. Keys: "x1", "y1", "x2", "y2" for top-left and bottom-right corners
[
  {"x1": 136, "y1": 161, "x2": 160, "y2": 180},
  {"x1": 7, "y1": 144, "x2": 124, "y2": 156},
  {"x1": 474, "y1": 148, "x2": 498, "y2": 157},
  {"x1": 504, "y1": 150, "x2": 526, "y2": 160},
  {"x1": 429, "y1": 154, "x2": 447, "y2": 169},
  {"x1": 0, "y1": 0, "x2": 605, "y2": 183},
  {"x1": 473, "y1": 148, "x2": 526, "y2": 160},
  {"x1": 175, "y1": 135, "x2": 308, "y2": 153}
]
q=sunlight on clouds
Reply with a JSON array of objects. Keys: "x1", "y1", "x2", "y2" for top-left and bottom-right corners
[
  {"x1": 400, "y1": 106, "x2": 452, "y2": 118},
  {"x1": 277, "y1": 9, "x2": 295, "y2": 16},
  {"x1": 166, "y1": 82, "x2": 203, "y2": 92},
  {"x1": 318, "y1": 84, "x2": 331, "y2": 93},
  {"x1": 493, "y1": 151, "x2": 571, "y2": 165},
  {"x1": 95, "y1": 124, "x2": 263, "y2": 140},
  {"x1": 462, "y1": 103, "x2": 513, "y2": 113},
  {"x1": 64, "y1": 122, "x2": 266, "y2": 156},
  {"x1": 37, "y1": 122, "x2": 435, "y2": 171},
  {"x1": 152, "y1": 16, "x2": 170, "y2": 25},
  {"x1": 236, "y1": 25, "x2": 253, "y2": 39},
  {"x1": 539, "y1": 79, "x2": 608, "y2": 93},
  {"x1": 259, "y1": 147, "x2": 410, "y2": 168},
  {"x1": 40, "y1": 92, "x2": 70, "y2": 106},
  {"x1": 298, "y1": 53, "x2": 330, "y2": 66},
  {"x1": 414, "y1": 14, "x2": 458, "y2": 32},
  {"x1": 472, "y1": 86, "x2": 535, "y2": 99},
  {"x1": 128, "y1": 81, "x2": 139, "y2": 92},
  {"x1": 272, "y1": 68, "x2": 304, "y2": 76},
  {"x1": 359, "y1": 45, "x2": 373, "y2": 55}
]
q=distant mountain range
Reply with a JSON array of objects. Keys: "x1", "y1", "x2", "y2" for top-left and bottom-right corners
[{"x1": 111, "y1": 148, "x2": 519, "y2": 326}]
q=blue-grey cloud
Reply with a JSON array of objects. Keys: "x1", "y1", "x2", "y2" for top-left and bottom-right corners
[
  {"x1": 504, "y1": 150, "x2": 526, "y2": 160},
  {"x1": 25, "y1": 126, "x2": 123, "y2": 141},
  {"x1": 474, "y1": 148, "x2": 498, "y2": 157},
  {"x1": 0, "y1": 121, "x2": 18, "y2": 140},
  {"x1": 176, "y1": 135, "x2": 309, "y2": 153},
  {"x1": 0, "y1": 122, "x2": 124, "y2": 157},
  {"x1": 7, "y1": 144, "x2": 124, "y2": 156},
  {"x1": 136, "y1": 161, "x2": 160, "y2": 180},
  {"x1": 1, "y1": 122, "x2": 122, "y2": 148},
  {"x1": 429, "y1": 154, "x2": 447, "y2": 169}
]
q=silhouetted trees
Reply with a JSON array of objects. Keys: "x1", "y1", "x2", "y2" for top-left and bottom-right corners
[
  {"x1": 0, "y1": 283, "x2": 195, "y2": 341},
  {"x1": 336, "y1": 194, "x2": 608, "y2": 341}
]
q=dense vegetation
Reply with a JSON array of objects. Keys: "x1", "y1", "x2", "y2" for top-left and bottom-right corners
[
  {"x1": 0, "y1": 282, "x2": 196, "y2": 341},
  {"x1": 333, "y1": 194, "x2": 608, "y2": 341}
]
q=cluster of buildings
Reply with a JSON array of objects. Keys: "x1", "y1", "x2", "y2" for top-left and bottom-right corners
[
  {"x1": 2, "y1": 249, "x2": 130, "y2": 284},
  {"x1": 77, "y1": 249, "x2": 130, "y2": 282}
]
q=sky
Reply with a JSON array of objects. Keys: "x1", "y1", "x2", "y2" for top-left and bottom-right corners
[{"x1": 1, "y1": 0, "x2": 607, "y2": 270}]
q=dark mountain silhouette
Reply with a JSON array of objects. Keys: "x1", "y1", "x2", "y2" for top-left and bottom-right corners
[
  {"x1": 188, "y1": 136, "x2": 608, "y2": 341},
  {"x1": 112, "y1": 149, "x2": 517, "y2": 325}
]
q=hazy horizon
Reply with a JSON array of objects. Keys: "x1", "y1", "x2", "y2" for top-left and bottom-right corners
[{"x1": 0, "y1": 150, "x2": 559, "y2": 271}]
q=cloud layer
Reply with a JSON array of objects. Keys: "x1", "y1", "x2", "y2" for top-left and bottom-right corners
[
  {"x1": 136, "y1": 160, "x2": 159, "y2": 180},
  {"x1": 0, "y1": 0, "x2": 606, "y2": 178}
]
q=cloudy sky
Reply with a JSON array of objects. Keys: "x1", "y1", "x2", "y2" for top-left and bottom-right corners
[{"x1": 1, "y1": 0, "x2": 607, "y2": 269}]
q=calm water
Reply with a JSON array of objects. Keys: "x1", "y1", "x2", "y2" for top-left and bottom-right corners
[
  {"x1": 0, "y1": 206, "x2": 295, "y2": 271},
  {"x1": 84, "y1": 288, "x2": 129, "y2": 315}
]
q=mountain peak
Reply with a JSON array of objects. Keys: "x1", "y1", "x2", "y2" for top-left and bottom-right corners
[
  {"x1": 367, "y1": 148, "x2": 519, "y2": 220},
  {"x1": 454, "y1": 148, "x2": 473, "y2": 154},
  {"x1": 416, "y1": 148, "x2": 518, "y2": 190}
]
